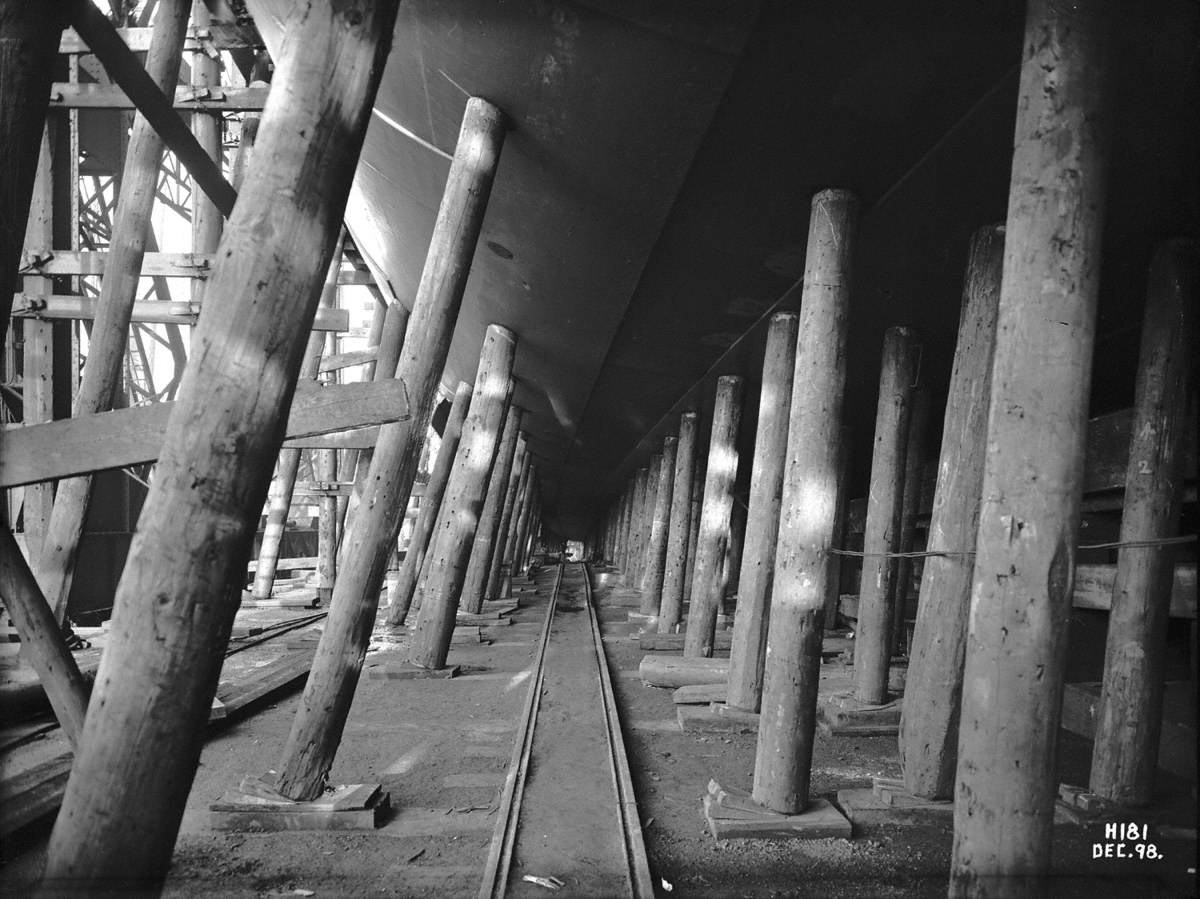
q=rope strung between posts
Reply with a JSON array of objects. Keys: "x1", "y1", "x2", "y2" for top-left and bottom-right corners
[{"x1": 823, "y1": 533, "x2": 1196, "y2": 560}]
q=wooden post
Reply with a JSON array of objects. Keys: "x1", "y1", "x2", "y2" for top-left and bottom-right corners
[
  {"x1": 485, "y1": 441, "x2": 528, "y2": 600},
  {"x1": 615, "y1": 476, "x2": 634, "y2": 575},
  {"x1": 21, "y1": 129, "x2": 55, "y2": 559},
  {"x1": 407, "y1": 325, "x2": 516, "y2": 666},
  {"x1": 951, "y1": 0, "x2": 1112, "y2": 890},
  {"x1": 274, "y1": 97, "x2": 506, "y2": 802},
  {"x1": 515, "y1": 481, "x2": 540, "y2": 573},
  {"x1": 382, "y1": 381, "x2": 471, "y2": 622},
  {"x1": 752, "y1": 188, "x2": 859, "y2": 814},
  {"x1": 499, "y1": 456, "x2": 534, "y2": 596},
  {"x1": 823, "y1": 425, "x2": 852, "y2": 631},
  {"x1": 461, "y1": 404, "x2": 523, "y2": 613},
  {"x1": 189, "y1": 0, "x2": 222, "y2": 304},
  {"x1": 1090, "y1": 240, "x2": 1197, "y2": 805},
  {"x1": 684, "y1": 375, "x2": 744, "y2": 657},
  {"x1": 622, "y1": 467, "x2": 649, "y2": 587},
  {"x1": 42, "y1": 0, "x2": 402, "y2": 885},
  {"x1": 36, "y1": 0, "x2": 190, "y2": 622},
  {"x1": 853, "y1": 326, "x2": 918, "y2": 704},
  {"x1": 0, "y1": 529, "x2": 89, "y2": 745},
  {"x1": 251, "y1": 243, "x2": 345, "y2": 601},
  {"x1": 640, "y1": 436, "x2": 677, "y2": 615},
  {"x1": 683, "y1": 463, "x2": 703, "y2": 605},
  {"x1": 0, "y1": 1, "x2": 61, "y2": 355},
  {"x1": 890, "y1": 386, "x2": 929, "y2": 657},
  {"x1": 315, "y1": 239, "x2": 345, "y2": 604},
  {"x1": 658, "y1": 412, "x2": 699, "y2": 632},
  {"x1": 636, "y1": 451, "x2": 663, "y2": 590},
  {"x1": 899, "y1": 225, "x2": 1003, "y2": 800},
  {"x1": 726, "y1": 311, "x2": 800, "y2": 712}
]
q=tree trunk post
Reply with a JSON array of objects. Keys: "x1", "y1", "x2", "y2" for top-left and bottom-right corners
[
  {"x1": 384, "y1": 381, "x2": 473, "y2": 624},
  {"x1": 36, "y1": 0, "x2": 191, "y2": 622},
  {"x1": 823, "y1": 425, "x2": 853, "y2": 631},
  {"x1": 726, "y1": 311, "x2": 800, "y2": 712},
  {"x1": 615, "y1": 476, "x2": 635, "y2": 575},
  {"x1": 1089, "y1": 240, "x2": 1196, "y2": 806},
  {"x1": 890, "y1": 386, "x2": 930, "y2": 658},
  {"x1": 273, "y1": 95, "x2": 506, "y2": 803},
  {"x1": 0, "y1": 2, "x2": 61, "y2": 355},
  {"x1": 314, "y1": 238, "x2": 346, "y2": 604},
  {"x1": 499, "y1": 456, "x2": 534, "y2": 597},
  {"x1": 683, "y1": 463, "x2": 703, "y2": 606},
  {"x1": 0, "y1": 528, "x2": 89, "y2": 746},
  {"x1": 636, "y1": 451, "x2": 663, "y2": 591},
  {"x1": 41, "y1": 1, "x2": 402, "y2": 885},
  {"x1": 622, "y1": 467, "x2": 649, "y2": 587},
  {"x1": 485, "y1": 440, "x2": 528, "y2": 600},
  {"x1": 640, "y1": 436, "x2": 677, "y2": 616},
  {"x1": 461, "y1": 404, "x2": 523, "y2": 613},
  {"x1": 407, "y1": 325, "x2": 516, "y2": 667},
  {"x1": 950, "y1": 0, "x2": 1112, "y2": 890},
  {"x1": 658, "y1": 411, "x2": 699, "y2": 632},
  {"x1": 189, "y1": 0, "x2": 223, "y2": 304},
  {"x1": 853, "y1": 326, "x2": 919, "y2": 704},
  {"x1": 752, "y1": 188, "x2": 859, "y2": 814},
  {"x1": 252, "y1": 242, "x2": 345, "y2": 601},
  {"x1": 683, "y1": 375, "x2": 744, "y2": 657},
  {"x1": 899, "y1": 225, "x2": 1003, "y2": 800}
]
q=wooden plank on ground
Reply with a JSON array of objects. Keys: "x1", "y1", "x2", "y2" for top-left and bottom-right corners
[{"x1": 0, "y1": 380, "x2": 407, "y2": 487}]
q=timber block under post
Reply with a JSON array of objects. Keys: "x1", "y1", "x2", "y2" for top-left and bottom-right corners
[
  {"x1": 677, "y1": 703, "x2": 759, "y2": 733},
  {"x1": 817, "y1": 691, "x2": 903, "y2": 737},
  {"x1": 210, "y1": 775, "x2": 390, "y2": 831},
  {"x1": 703, "y1": 779, "x2": 851, "y2": 841}
]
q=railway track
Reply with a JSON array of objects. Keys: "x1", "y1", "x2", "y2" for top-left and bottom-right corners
[{"x1": 479, "y1": 561, "x2": 654, "y2": 899}]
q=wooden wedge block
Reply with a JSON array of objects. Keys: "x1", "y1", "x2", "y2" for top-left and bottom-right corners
[
  {"x1": 639, "y1": 654, "x2": 729, "y2": 688},
  {"x1": 672, "y1": 683, "x2": 727, "y2": 705}
]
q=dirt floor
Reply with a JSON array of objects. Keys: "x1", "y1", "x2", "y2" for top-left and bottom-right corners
[{"x1": 1, "y1": 564, "x2": 1196, "y2": 898}]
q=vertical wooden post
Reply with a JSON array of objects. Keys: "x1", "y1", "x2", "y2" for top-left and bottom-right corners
[
  {"x1": 683, "y1": 463, "x2": 703, "y2": 606},
  {"x1": 406, "y1": 325, "x2": 516, "y2": 667},
  {"x1": 823, "y1": 425, "x2": 852, "y2": 631},
  {"x1": 0, "y1": 529, "x2": 89, "y2": 745},
  {"x1": 622, "y1": 467, "x2": 649, "y2": 587},
  {"x1": 515, "y1": 481, "x2": 540, "y2": 573},
  {"x1": 315, "y1": 238, "x2": 345, "y2": 604},
  {"x1": 461, "y1": 405, "x2": 523, "y2": 613},
  {"x1": 42, "y1": 0, "x2": 402, "y2": 884},
  {"x1": 499, "y1": 455, "x2": 534, "y2": 596},
  {"x1": 683, "y1": 375, "x2": 744, "y2": 657},
  {"x1": 251, "y1": 244, "x2": 345, "y2": 601},
  {"x1": 381, "y1": 385, "x2": 472, "y2": 624},
  {"x1": 615, "y1": 476, "x2": 635, "y2": 575},
  {"x1": 485, "y1": 440, "x2": 528, "y2": 600},
  {"x1": 274, "y1": 96, "x2": 506, "y2": 802},
  {"x1": 0, "y1": 1, "x2": 61, "y2": 354},
  {"x1": 21, "y1": 129, "x2": 55, "y2": 559},
  {"x1": 899, "y1": 226, "x2": 1003, "y2": 800},
  {"x1": 752, "y1": 188, "x2": 859, "y2": 814},
  {"x1": 951, "y1": 0, "x2": 1112, "y2": 890},
  {"x1": 640, "y1": 436, "x2": 677, "y2": 615},
  {"x1": 658, "y1": 412, "x2": 699, "y2": 632},
  {"x1": 726, "y1": 311, "x2": 800, "y2": 712},
  {"x1": 636, "y1": 451, "x2": 663, "y2": 591},
  {"x1": 189, "y1": 0, "x2": 223, "y2": 304},
  {"x1": 1090, "y1": 240, "x2": 1196, "y2": 805},
  {"x1": 890, "y1": 386, "x2": 930, "y2": 657},
  {"x1": 36, "y1": 0, "x2": 190, "y2": 621},
  {"x1": 853, "y1": 326, "x2": 918, "y2": 704}
]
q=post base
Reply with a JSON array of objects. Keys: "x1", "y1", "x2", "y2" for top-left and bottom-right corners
[
  {"x1": 672, "y1": 682, "x2": 726, "y2": 705},
  {"x1": 364, "y1": 661, "x2": 459, "y2": 680},
  {"x1": 210, "y1": 775, "x2": 389, "y2": 831},
  {"x1": 703, "y1": 779, "x2": 851, "y2": 840},
  {"x1": 639, "y1": 630, "x2": 731, "y2": 652},
  {"x1": 677, "y1": 703, "x2": 757, "y2": 733},
  {"x1": 836, "y1": 776, "x2": 954, "y2": 826},
  {"x1": 818, "y1": 691, "x2": 903, "y2": 736}
]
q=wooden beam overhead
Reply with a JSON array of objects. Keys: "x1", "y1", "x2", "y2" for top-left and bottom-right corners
[
  {"x1": 19, "y1": 250, "x2": 373, "y2": 284},
  {"x1": 58, "y1": 24, "x2": 263, "y2": 54},
  {"x1": 11, "y1": 294, "x2": 351, "y2": 330},
  {"x1": 0, "y1": 379, "x2": 408, "y2": 488},
  {"x1": 49, "y1": 82, "x2": 269, "y2": 110}
]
